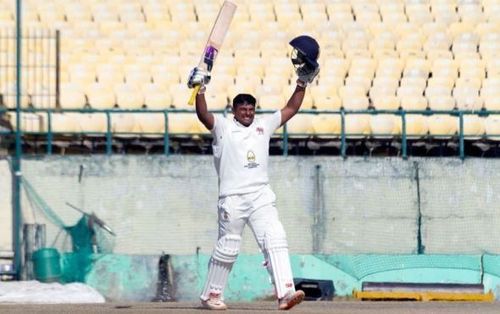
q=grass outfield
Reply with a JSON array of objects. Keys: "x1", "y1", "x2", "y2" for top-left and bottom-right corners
[{"x1": 0, "y1": 301, "x2": 499, "y2": 313}]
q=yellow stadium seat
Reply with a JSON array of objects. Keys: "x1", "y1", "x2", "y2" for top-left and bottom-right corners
[
  {"x1": 342, "y1": 95, "x2": 369, "y2": 111},
  {"x1": 400, "y1": 95, "x2": 428, "y2": 111},
  {"x1": 230, "y1": 76, "x2": 261, "y2": 95},
  {"x1": 370, "y1": 114, "x2": 400, "y2": 138},
  {"x1": 481, "y1": 77, "x2": 500, "y2": 98},
  {"x1": 169, "y1": 83, "x2": 192, "y2": 110},
  {"x1": 111, "y1": 113, "x2": 136, "y2": 136},
  {"x1": 375, "y1": 58, "x2": 403, "y2": 79},
  {"x1": 9, "y1": 112, "x2": 44, "y2": 132},
  {"x1": 369, "y1": 85, "x2": 397, "y2": 103},
  {"x1": 427, "y1": 95, "x2": 456, "y2": 110},
  {"x1": 403, "y1": 114, "x2": 428, "y2": 138},
  {"x1": 205, "y1": 92, "x2": 229, "y2": 111},
  {"x1": 60, "y1": 83, "x2": 86, "y2": 109},
  {"x1": 400, "y1": 77, "x2": 427, "y2": 91},
  {"x1": 313, "y1": 94, "x2": 342, "y2": 111},
  {"x1": 85, "y1": 83, "x2": 116, "y2": 109},
  {"x1": 431, "y1": 3, "x2": 459, "y2": 24},
  {"x1": 397, "y1": 85, "x2": 424, "y2": 98},
  {"x1": 79, "y1": 113, "x2": 107, "y2": 134},
  {"x1": 168, "y1": 113, "x2": 199, "y2": 135},
  {"x1": 114, "y1": 83, "x2": 144, "y2": 109},
  {"x1": 403, "y1": 57, "x2": 430, "y2": 78},
  {"x1": 309, "y1": 85, "x2": 341, "y2": 110},
  {"x1": 345, "y1": 115, "x2": 370, "y2": 138},
  {"x1": 2, "y1": 83, "x2": 30, "y2": 108},
  {"x1": 462, "y1": 115, "x2": 485, "y2": 139},
  {"x1": 485, "y1": 116, "x2": 500, "y2": 140},
  {"x1": 143, "y1": 83, "x2": 171, "y2": 110},
  {"x1": 427, "y1": 115, "x2": 458, "y2": 138},
  {"x1": 424, "y1": 31, "x2": 453, "y2": 53},
  {"x1": 124, "y1": 69, "x2": 152, "y2": 86},
  {"x1": 405, "y1": 3, "x2": 433, "y2": 24},
  {"x1": 427, "y1": 77, "x2": 455, "y2": 90},
  {"x1": 371, "y1": 95, "x2": 400, "y2": 110},
  {"x1": 425, "y1": 85, "x2": 452, "y2": 98},
  {"x1": 134, "y1": 113, "x2": 165, "y2": 136},
  {"x1": 339, "y1": 84, "x2": 367, "y2": 99},
  {"x1": 258, "y1": 94, "x2": 285, "y2": 111},
  {"x1": 96, "y1": 64, "x2": 125, "y2": 86},
  {"x1": 286, "y1": 114, "x2": 314, "y2": 136},
  {"x1": 312, "y1": 114, "x2": 341, "y2": 137},
  {"x1": 50, "y1": 113, "x2": 80, "y2": 134},
  {"x1": 457, "y1": 2, "x2": 484, "y2": 24}
]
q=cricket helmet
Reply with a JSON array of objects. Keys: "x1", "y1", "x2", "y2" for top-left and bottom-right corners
[{"x1": 289, "y1": 35, "x2": 320, "y2": 69}]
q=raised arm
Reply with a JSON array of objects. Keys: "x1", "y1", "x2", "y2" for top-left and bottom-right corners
[
  {"x1": 195, "y1": 93, "x2": 214, "y2": 130},
  {"x1": 280, "y1": 83, "x2": 306, "y2": 126},
  {"x1": 188, "y1": 67, "x2": 214, "y2": 130}
]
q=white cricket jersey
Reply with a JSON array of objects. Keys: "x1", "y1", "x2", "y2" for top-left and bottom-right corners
[{"x1": 210, "y1": 111, "x2": 282, "y2": 197}]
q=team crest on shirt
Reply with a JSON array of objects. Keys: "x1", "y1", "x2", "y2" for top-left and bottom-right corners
[
  {"x1": 256, "y1": 127, "x2": 264, "y2": 135},
  {"x1": 244, "y1": 150, "x2": 259, "y2": 169}
]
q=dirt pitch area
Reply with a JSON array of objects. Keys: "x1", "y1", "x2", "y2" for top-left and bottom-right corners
[{"x1": 1, "y1": 301, "x2": 499, "y2": 314}]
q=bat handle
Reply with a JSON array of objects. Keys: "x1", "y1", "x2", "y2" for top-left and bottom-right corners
[{"x1": 188, "y1": 85, "x2": 201, "y2": 106}]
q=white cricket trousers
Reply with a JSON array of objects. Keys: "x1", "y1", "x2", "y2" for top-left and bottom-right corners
[{"x1": 200, "y1": 184, "x2": 296, "y2": 301}]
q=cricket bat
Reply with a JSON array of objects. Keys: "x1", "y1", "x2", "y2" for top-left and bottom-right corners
[{"x1": 188, "y1": 1, "x2": 237, "y2": 106}]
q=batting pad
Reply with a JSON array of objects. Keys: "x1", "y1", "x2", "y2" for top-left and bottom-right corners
[
  {"x1": 265, "y1": 234, "x2": 295, "y2": 299},
  {"x1": 200, "y1": 234, "x2": 241, "y2": 300}
]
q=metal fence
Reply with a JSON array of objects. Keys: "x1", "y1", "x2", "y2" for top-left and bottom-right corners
[{"x1": 1, "y1": 107, "x2": 499, "y2": 160}]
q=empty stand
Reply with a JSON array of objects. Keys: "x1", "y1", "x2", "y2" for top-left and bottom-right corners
[{"x1": 0, "y1": 0, "x2": 497, "y2": 157}]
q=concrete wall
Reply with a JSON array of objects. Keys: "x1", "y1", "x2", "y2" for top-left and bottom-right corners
[{"x1": 2, "y1": 156, "x2": 500, "y2": 255}]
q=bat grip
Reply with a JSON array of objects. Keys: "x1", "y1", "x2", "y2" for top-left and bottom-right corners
[{"x1": 188, "y1": 85, "x2": 201, "y2": 106}]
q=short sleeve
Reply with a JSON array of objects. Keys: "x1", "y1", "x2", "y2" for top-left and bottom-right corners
[
  {"x1": 210, "y1": 114, "x2": 228, "y2": 146},
  {"x1": 262, "y1": 110, "x2": 282, "y2": 132}
]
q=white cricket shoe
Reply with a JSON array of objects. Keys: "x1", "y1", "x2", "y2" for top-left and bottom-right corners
[
  {"x1": 201, "y1": 296, "x2": 228, "y2": 310},
  {"x1": 278, "y1": 290, "x2": 305, "y2": 310}
]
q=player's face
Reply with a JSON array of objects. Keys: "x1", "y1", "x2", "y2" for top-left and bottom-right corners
[{"x1": 233, "y1": 103, "x2": 255, "y2": 127}]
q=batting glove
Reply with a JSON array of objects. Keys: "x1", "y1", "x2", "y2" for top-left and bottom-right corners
[
  {"x1": 296, "y1": 64, "x2": 320, "y2": 87},
  {"x1": 187, "y1": 67, "x2": 211, "y2": 89}
]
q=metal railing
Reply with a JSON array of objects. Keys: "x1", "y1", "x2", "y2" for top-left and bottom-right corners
[{"x1": 1, "y1": 107, "x2": 499, "y2": 160}]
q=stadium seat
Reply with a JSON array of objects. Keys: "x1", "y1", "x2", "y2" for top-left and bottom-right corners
[
  {"x1": 312, "y1": 114, "x2": 341, "y2": 138},
  {"x1": 134, "y1": 113, "x2": 165, "y2": 136},
  {"x1": 431, "y1": 3, "x2": 459, "y2": 24},
  {"x1": 143, "y1": 84, "x2": 171, "y2": 110},
  {"x1": 59, "y1": 83, "x2": 86, "y2": 109},
  {"x1": 8, "y1": 112, "x2": 43, "y2": 132},
  {"x1": 168, "y1": 113, "x2": 199, "y2": 135},
  {"x1": 485, "y1": 116, "x2": 500, "y2": 140},
  {"x1": 50, "y1": 113, "x2": 80, "y2": 134},
  {"x1": 400, "y1": 95, "x2": 428, "y2": 111},
  {"x1": 85, "y1": 83, "x2": 116, "y2": 109},
  {"x1": 114, "y1": 83, "x2": 144, "y2": 109},
  {"x1": 205, "y1": 93, "x2": 229, "y2": 110},
  {"x1": 78, "y1": 113, "x2": 107, "y2": 134},
  {"x1": 427, "y1": 115, "x2": 458, "y2": 138},
  {"x1": 341, "y1": 95, "x2": 369, "y2": 111},
  {"x1": 111, "y1": 113, "x2": 136, "y2": 136},
  {"x1": 371, "y1": 95, "x2": 400, "y2": 110},
  {"x1": 344, "y1": 115, "x2": 370, "y2": 138},
  {"x1": 403, "y1": 114, "x2": 429, "y2": 138},
  {"x1": 462, "y1": 115, "x2": 485, "y2": 139},
  {"x1": 427, "y1": 95, "x2": 456, "y2": 110},
  {"x1": 370, "y1": 114, "x2": 400, "y2": 138},
  {"x1": 286, "y1": 113, "x2": 314, "y2": 137},
  {"x1": 258, "y1": 94, "x2": 285, "y2": 111}
]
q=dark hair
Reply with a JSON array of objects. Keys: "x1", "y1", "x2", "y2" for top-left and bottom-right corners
[{"x1": 232, "y1": 93, "x2": 256, "y2": 108}]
